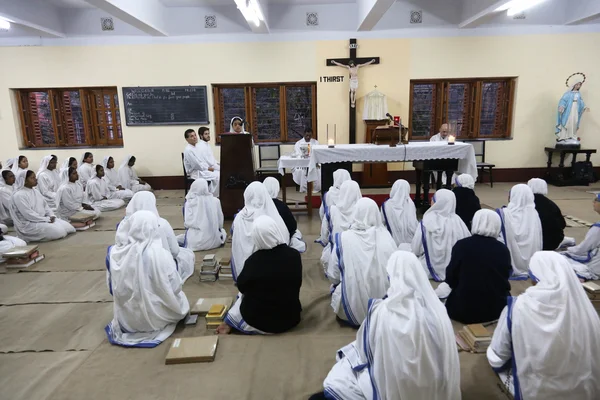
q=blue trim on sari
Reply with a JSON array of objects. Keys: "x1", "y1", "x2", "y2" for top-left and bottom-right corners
[
  {"x1": 324, "y1": 388, "x2": 343, "y2": 400},
  {"x1": 381, "y1": 199, "x2": 392, "y2": 235},
  {"x1": 363, "y1": 298, "x2": 380, "y2": 400},
  {"x1": 421, "y1": 221, "x2": 441, "y2": 282},
  {"x1": 335, "y1": 233, "x2": 360, "y2": 327},
  {"x1": 506, "y1": 296, "x2": 523, "y2": 400},
  {"x1": 105, "y1": 245, "x2": 113, "y2": 296},
  {"x1": 104, "y1": 323, "x2": 162, "y2": 348}
]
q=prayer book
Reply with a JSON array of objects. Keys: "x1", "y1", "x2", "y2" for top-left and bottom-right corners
[
  {"x1": 6, "y1": 254, "x2": 45, "y2": 269},
  {"x1": 165, "y1": 336, "x2": 218, "y2": 365},
  {"x1": 220, "y1": 257, "x2": 231, "y2": 266},
  {"x1": 1, "y1": 245, "x2": 39, "y2": 258},
  {"x1": 457, "y1": 324, "x2": 492, "y2": 353},
  {"x1": 70, "y1": 213, "x2": 95, "y2": 223},
  {"x1": 191, "y1": 297, "x2": 234, "y2": 316},
  {"x1": 583, "y1": 281, "x2": 600, "y2": 294},
  {"x1": 203, "y1": 254, "x2": 216, "y2": 262},
  {"x1": 206, "y1": 304, "x2": 229, "y2": 328}
]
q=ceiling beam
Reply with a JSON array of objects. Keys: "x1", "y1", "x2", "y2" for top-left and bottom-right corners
[
  {"x1": 234, "y1": 0, "x2": 269, "y2": 33},
  {"x1": 0, "y1": 0, "x2": 65, "y2": 38},
  {"x1": 83, "y1": 0, "x2": 168, "y2": 36},
  {"x1": 357, "y1": 0, "x2": 396, "y2": 31},
  {"x1": 459, "y1": 0, "x2": 512, "y2": 29},
  {"x1": 565, "y1": 0, "x2": 600, "y2": 25}
]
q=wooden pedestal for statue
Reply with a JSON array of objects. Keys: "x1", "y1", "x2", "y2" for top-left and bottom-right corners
[{"x1": 219, "y1": 133, "x2": 256, "y2": 218}]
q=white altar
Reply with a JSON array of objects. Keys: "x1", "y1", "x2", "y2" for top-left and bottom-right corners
[{"x1": 306, "y1": 142, "x2": 478, "y2": 182}]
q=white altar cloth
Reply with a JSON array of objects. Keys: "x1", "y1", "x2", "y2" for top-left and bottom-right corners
[
  {"x1": 306, "y1": 142, "x2": 478, "y2": 182},
  {"x1": 277, "y1": 156, "x2": 310, "y2": 175}
]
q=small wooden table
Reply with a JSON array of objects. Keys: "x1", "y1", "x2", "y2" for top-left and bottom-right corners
[
  {"x1": 277, "y1": 156, "x2": 313, "y2": 217},
  {"x1": 544, "y1": 147, "x2": 597, "y2": 186}
]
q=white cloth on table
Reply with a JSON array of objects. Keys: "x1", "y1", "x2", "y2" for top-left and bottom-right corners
[
  {"x1": 562, "y1": 224, "x2": 600, "y2": 280},
  {"x1": 36, "y1": 155, "x2": 60, "y2": 210},
  {"x1": 487, "y1": 252, "x2": 600, "y2": 400},
  {"x1": 362, "y1": 90, "x2": 388, "y2": 120},
  {"x1": 412, "y1": 189, "x2": 470, "y2": 281},
  {"x1": 9, "y1": 172, "x2": 75, "y2": 242},
  {"x1": 496, "y1": 184, "x2": 543, "y2": 279},
  {"x1": 77, "y1": 161, "x2": 95, "y2": 190},
  {"x1": 56, "y1": 170, "x2": 101, "y2": 221},
  {"x1": 176, "y1": 179, "x2": 226, "y2": 251},
  {"x1": 292, "y1": 138, "x2": 321, "y2": 193},
  {"x1": 0, "y1": 174, "x2": 13, "y2": 226},
  {"x1": 328, "y1": 198, "x2": 397, "y2": 326},
  {"x1": 125, "y1": 192, "x2": 194, "y2": 283},
  {"x1": 231, "y1": 182, "x2": 290, "y2": 282},
  {"x1": 263, "y1": 177, "x2": 306, "y2": 253},
  {"x1": 117, "y1": 156, "x2": 152, "y2": 193},
  {"x1": 323, "y1": 251, "x2": 461, "y2": 400},
  {"x1": 105, "y1": 210, "x2": 189, "y2": 348},
  {"x1": 183, "y1": 143, "x2": 220, "y2": 196},
  {"x1": 318, "y1": 168, "x2": 351, "y2": 222},
  {"x1": 100, "y1": 157, "x2": 133, "y2": 201},
  {"x1": 320, "y1": 180, "x2": 362, "y2": 271},
  {"x1": 381, "y1": 179, "x2": 418, "y2": 246},
  {"x1": 85, "y1": 176, "x2": 125, "y2": 212},
  {"x1": 0, "y1": 223, "x2": 27, "y2": 262}
]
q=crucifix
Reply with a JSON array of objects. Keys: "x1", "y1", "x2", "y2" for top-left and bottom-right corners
[{"x1": 327, "y1": 38, "x2": 380, "y2": 144}]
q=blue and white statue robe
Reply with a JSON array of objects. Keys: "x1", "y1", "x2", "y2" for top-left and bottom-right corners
[{"x1": 556, "y1": 90, "x2": 586, "y2": 141}]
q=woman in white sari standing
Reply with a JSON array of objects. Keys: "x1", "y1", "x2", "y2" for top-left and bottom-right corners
[
  {"x1": 487, "y1": 251, "x2": 600, "y2": 400},
  {"x1": 311, "y1": 251, "x2": 461, "y2": 400},
  {"x1": 328, "y1": 198, "x2": 397, "y2": 327},
  {"x1": 56, "y1": 167, "x2": 101, "y2": 221},
  {"x1": 105, "y1": 210, "x2": 189, "y2": 348},
  {"x1": 118, "y1": 156, "x2": 152, "y2": 193},
  {"x1": 10, "y1": 170, "x2": 75, "y2": 242},
  {"x1": 36, "y1": 155, "x2": 60, "y2": 210},
  {"x1": 125, "y1": 192, "x2": 194, "y2": 283},
  {"x1": 381, "y1": 179, "x2": 418, "y2": 246},
  {"x1": 100, "y1": 156, "x2": 133, "y2": 201},
  {"x1": 177, "y1": 178, "x2": 226, "y2": 251},
  {"x1": 496, "y1": 184, "x2": 543, "y2": 280},
  {"x1": 85, "y1": 165, "x2": 126, "y2": 212}
]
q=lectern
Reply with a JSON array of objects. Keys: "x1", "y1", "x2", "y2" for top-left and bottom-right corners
[{"x1": 219, "y1": 133, "x2": 256, "y2": 218}]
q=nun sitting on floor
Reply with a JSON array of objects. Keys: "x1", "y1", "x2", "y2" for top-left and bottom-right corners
[
  {"x1": 496, "y1": 184, "x2": 543, "y2": 280},
  {"x1": 310, "y1": 251, "x2": 461, "y2": 400},
  {"x1": 177, "y1": 178, "x2": 226, "y2": 251},
  {"x1": 105, "y1": 211, "x2": 189, "y2": 348},
  {"x1": 528, "y1": 178, "x2": 574, "y2": 250},
  {"x1": 327, "y1": 198, "x2": 397, "y2": 327},
  {"x1": 318, "y1": 168, "x2": 351, "y2": 222},
  {"x1": 452, "y1": 173, "x2": 481, "y2": 231},
  {"x1": 263, "y1": 177, "x2": 306, "y2": 253},
  {"x1": 217, "y1": 215, "x2": 302, "y2": 335},
  {"x1": 412, "y1": 189, "x2": 470, "y2": 282},
  {"x1": 562, "y1": 194, "x2": 600, "y2": 280},
  {"x1": 380, "y1": 179, "x2": 418, "y2": 246}
]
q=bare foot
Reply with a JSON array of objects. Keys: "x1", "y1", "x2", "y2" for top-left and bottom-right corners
[
  {"x1": 579, "y1": 278, "x2": 586, "y2": 283},
  {"x1": 216, "y1": 323, "x2": 232, "y2": 335}
]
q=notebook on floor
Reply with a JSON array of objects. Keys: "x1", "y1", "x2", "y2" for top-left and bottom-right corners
[
  {"x1": 191, "y1": 297, "x2": 234, "y2": 316},
  {"x1": 165, "y1": 336, "x2": 218, "y2": 365}
]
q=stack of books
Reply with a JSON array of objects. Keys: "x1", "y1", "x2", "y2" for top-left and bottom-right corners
[
  {"x1": 219, "y1": 256, "x2": 233, "y2": 280},
  {"x1": 206, "y1": 304, "x2": 228, "y2": 330},
  {"x1": 70, "y1": 212, "x2": 95, "y2": 231},
  {"x1": 583, "y1": 281, "x2": 600, "y2": 311},
  {"x1": 200, "y1": 254, "x2": 219, "y2": 282},
  {"x1": 2, "y1": 245, "x2": 45, "y2": 269},
  {"x1": 455, "y1": 324, "x2": 492, "y2": 353}
]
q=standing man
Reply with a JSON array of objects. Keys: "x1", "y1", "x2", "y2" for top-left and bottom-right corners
[
  {"x1": 183, "y1": 128, "x2": 220, "y2": 197},
  {"x1": 430, "y1": 123, "x2": 450, "y2": 142},
  {"x1": 293, "y1": 127, "x2": 321, "y2": 193}
]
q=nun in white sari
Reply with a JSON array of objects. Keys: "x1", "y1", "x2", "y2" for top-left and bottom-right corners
[
  {"x1": 496, "y1": 184, "x2": 543, "y2": 279},
  {"x1": 320, "y1": 251, "x2": 461, "y2": 400},
  {"x1": 100, "y1": 156, "x2": 133, "y2": 201},
  {"x1": 231, "y1": 182, "x2": 290, "y2": 282},
  {"x1": 105, "y1": 211, "x2": 190, "y2": 348},
  {"x1": 117, "y1": 155, "x2": 152, "y2": 193},
  {"x1": 319, "y1": 168, "x2": 351, "y2": 222},
  {"x1": 55, "y1": 168, "x2": 101, "y2": 221},
  {"x1": 412, "y1": 189, "x2": 470, "y2": 282},
  {"x1": 328, "y1": 198, "x2": 397, "y2": 327},
  {"x1": 10, "y1": 170, "x2": 76, "y2": 242},
  {"x1": 125, "y1": 192, "x2": 194, "y2": 283},
  {"x1": 381, "y1": 179, "x2": 418, "y2": 246},
  {"x1": 36, "y1": 155, "x2": 60, "y2": 210},
  {"x1": 320, "y1": 180, "x2": 362, "y2": 271},
  {"x1": 176, "y1": 178, "x2": 226, "y2": 251},
  {"x1": 487, "y1": 252, "x2": 600, "y2": 400},
  {"x1": 0, "y1": 223, "x2": 27, "y2": 262},
  {"x1": 0, "y1": 169, "x2": 15, "y2": 225},
  {"x1": 85, "y1": 165, "x2": 126, "y2": 212}
]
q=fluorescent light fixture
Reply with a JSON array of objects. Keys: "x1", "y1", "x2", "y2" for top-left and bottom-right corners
[
  {"x1": 0, "y1": 17, "x2": 11, "y2": 30},
  {"x1": 495, "y1": 0, "x2": 547, "y2": 15},
  {"x1": 234, "y1": 0, "x2": 263, "y2": 27}
]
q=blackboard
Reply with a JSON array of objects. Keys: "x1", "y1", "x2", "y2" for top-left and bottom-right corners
[{"x1": 122, "y1": 86, "x2": 209, "y2": 126}]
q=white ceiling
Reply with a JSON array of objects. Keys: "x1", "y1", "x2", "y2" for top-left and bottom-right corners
[{"x1": 44, "y1": 0, "x2": 93, "y2": 8}]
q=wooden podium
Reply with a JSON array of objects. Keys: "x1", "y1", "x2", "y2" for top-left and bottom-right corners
[
  {"x1": 363, "y1": 120, "x2": 407, "y2": 187},
  {"x1": 219, "y1": 133, "x2": 256, "y2": 218}
]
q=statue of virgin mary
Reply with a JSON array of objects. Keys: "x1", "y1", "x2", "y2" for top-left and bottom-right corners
[{"x1": 555, "y1": 72, "x2": 590, "y2": 147}]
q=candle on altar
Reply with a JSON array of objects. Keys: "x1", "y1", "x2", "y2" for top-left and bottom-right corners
[
  {"x1": 448, "y1": 135, "x2": 456, "y2": 145},
  {"x1": 328, "y1": 138, "x2": 335, "y2": 146}
]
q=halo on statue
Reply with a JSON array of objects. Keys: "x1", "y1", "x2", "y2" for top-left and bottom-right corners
[{"x1": 566, "y1": 72, "x2": 586, "y2": 88}]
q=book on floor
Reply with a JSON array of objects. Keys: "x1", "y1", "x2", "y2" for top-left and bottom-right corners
[
  {"x1": 457, "y1": 324, "x2": 492, "y2": 353},
  {"x1": 1, "y1": 245, "x2": 39, "y2": 258},
  {"x1": 582, "y1": 281, "x2": 600, "y2": 294},
  {"x1": 70, "y1": 213, "x2": 95, "y2": 223},
  {"x1": 6, "y1": 254, "x2": 45, "y2": 269},
  {"x1": 220, "y1": 256, "x2": 231, "y2": 266},
  {"x1": 191, "y1": 297, "x2": 234, "y2": 316},
  {"x1": 165, "y1": 336, "x2": 218, "y2": 365}
]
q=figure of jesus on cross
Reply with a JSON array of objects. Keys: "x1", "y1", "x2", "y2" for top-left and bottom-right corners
[{"x1": 330, "y1": 59, "x2": 376, "y2": 108}]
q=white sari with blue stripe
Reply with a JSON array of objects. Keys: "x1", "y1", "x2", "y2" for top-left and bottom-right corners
[{"x1": 562, "y1": 223, "x2": 600, "y2": 280}]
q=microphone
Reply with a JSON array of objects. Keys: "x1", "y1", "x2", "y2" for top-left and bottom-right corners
[{"x1": 386, "y1": 113, "x2": 393, "y2": 120}]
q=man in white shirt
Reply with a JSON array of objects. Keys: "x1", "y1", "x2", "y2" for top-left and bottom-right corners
[
  {"x1": 430, "y1": 123, "x2": 449, "y2": 142},
  {"x1": 183, "y1": 128, "x2": 220, "y2": 197},
  {"x1": 292, "y1": 127, "x2": 321, "y2": 193}
]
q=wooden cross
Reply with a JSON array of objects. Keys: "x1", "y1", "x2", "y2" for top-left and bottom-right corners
[{"x1": 326, "y1": 38, "x2": 380, "y2": 144}]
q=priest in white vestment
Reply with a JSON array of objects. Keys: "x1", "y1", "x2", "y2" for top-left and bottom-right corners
[
  {"x1": 0, "y1": 169, "x2": 15, "y2": 226},
  {"x1": 77, "y1": 152, "x2": 95, "y2": 190},
  {"x1": 318, "y1": 168, "x2": 351, "y2": 223},
  {"x1": 125, "y1": 192, "x2": 194, "y2": 283},
  {"x1": 381, "y1": 179, "x2": 418, "y2": 246},
  {"x1": 176, "y1": 178, "x2": 226, "y2": 251},
  {"x1": 85, "y1": 165, "x2": 126, "y2": 212},
  {"x1": 36, "y1": 155, "x2": 60, "y2": 210},
  {"x1": 117, "y1": 156, "x2": 152, "y2": 193},
  {"x1": 183, "y1": 128, "x2": 220, "y2": 197},
  {"x1": 327, "y1": 198, "x2": 397, "y2": 327},
  {"x1": 231, "y1": 182, "x2": 290, "y2": 282},
  {"x1": 105, "y1": 210, "x2": 189, "y2": 348},
  {"x1": 100, "y1": 156, "x2": 133, "y2": 202},
  {"x1": 317, "y1": 251, "x2": 461, "y2": 400},
  {"x1": 487, "y1": 252, "x2": 600, "y2": 400},
  {"x1": 430, "y1": 123, "x2": 449, "y2": 142},
  {"x1": 292, "y1": 127, "x2": 321, "y2": 193},
  {"x1": 0, "y1": 223, "x2": 27, "y2": 262},
  {"x1": 9, "y1": 170, "x2": 75, "y2": 242},
  {"x1": 56, "y1": 168, "x2": 101, "y2": 221},
  {"x1": 412, "y1": 189, "x2": 470, "y2": 281},
  {"x1": 496, "y1": 184, "x2": 543, "y2": 279}
]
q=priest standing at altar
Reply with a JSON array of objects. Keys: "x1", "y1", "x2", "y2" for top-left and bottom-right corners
[
  {"x1": 293, "y1": 127, "x2": 321, "y2": 194},
  {"x1": 183, "y1": 128, "x2": 220, "y2": 197},
  {"x1": 430, "y1": 124, "x2": 450, "y2": 142}
]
